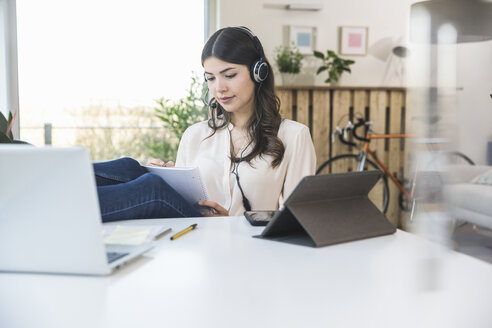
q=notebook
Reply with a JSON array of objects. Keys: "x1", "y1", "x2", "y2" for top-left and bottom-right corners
[
  {"x1": 144, "y1": 165, "x2": 209, "y2": 205},
  {"x1": 255, "y1": 170, "x2": 396, "y2": 247},
  {"x1": 0, "y1": 145, "x2": 153, "y2": 275}
]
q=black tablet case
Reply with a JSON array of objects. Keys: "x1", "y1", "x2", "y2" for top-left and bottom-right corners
[{"x1": 255, "y1": 171, "x2": 396, "y2": 247}]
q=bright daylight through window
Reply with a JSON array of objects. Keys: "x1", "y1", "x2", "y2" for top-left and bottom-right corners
[{"x1": 16, "y1": 0, "x2": 204, "y2": 160}]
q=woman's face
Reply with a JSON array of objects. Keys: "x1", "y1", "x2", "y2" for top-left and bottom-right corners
[{"x1": 203, "y1": 56, "x2": 255, "y2": 118}]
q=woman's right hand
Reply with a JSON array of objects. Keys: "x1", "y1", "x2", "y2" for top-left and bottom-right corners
[
  {"x1": 147, "y1": 158, "x2": 175, "y2": 167},
  {"x1": 198, "y1": 200, "x2": 229, "y2": 217}
]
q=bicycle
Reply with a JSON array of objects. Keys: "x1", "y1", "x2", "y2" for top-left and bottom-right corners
[{"x1": 316, "y1": 117, "x2": 475, "y2": 217}]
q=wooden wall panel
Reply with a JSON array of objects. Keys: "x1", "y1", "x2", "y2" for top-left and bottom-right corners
[
  {"x1": 277, "y1": 89, "x2": 292, "y2": 120},
  {"x1": 353, "y1": 90, "x2": 368, "y2": 118},
  {"x1": 387, "y1": 91, "x2": 404, "y2": 227},
  {"x1": 369, "y1": 91, "x2": 388, "y2": 166},
  {"x1": 296, "y1": 90, "x2": 310, "y2": 128},
  {"x1": 275, "y1": 86, "x2": 406, "y2": 227},
  {"x1": 352, "y1": 90, "x2": 369, "y2": 156},
  {"x1": 312, "y1": 90, "x2": 330, "y2": 168},
  {"x1": 366, "y1": 91, "x2": 388, "y2": 217},
  {"x1": 331, "y1": 90, "x2": 351, "y2": 173}
]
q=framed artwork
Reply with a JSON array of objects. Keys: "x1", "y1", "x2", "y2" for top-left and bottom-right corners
[
  {"x1": 289, "y1": 25, "x2": 317, "y2": 55},
  {"x1": 339, "y1": 26, "x2": 368, "y2": 56}
]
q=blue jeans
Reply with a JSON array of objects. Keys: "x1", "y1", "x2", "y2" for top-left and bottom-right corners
[{"x1": 94, "y1": 157, "x2": 203, "y2": 222}]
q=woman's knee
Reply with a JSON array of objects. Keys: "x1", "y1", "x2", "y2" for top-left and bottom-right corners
[
  {"x1": 114, "y1": 157, "x2": 143, "y2": 170},
  {"x1": 93, "y1": 157, "x2": 147, "y2": 184}
]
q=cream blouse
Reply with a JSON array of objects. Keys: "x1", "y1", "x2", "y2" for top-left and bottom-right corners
[{"x1": 175, "y1": 119, "x2": 316, "y2": 216}]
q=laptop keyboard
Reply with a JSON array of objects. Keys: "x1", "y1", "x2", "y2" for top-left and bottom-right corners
[{"x1": 106, "y1": 251, "x2": 129, "y2": 264}]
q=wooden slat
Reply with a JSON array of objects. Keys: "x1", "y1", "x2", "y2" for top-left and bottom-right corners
[
  {"x1": 296, "y1": 90, "x2": 310, "y2": 128},
  {"x1": 276, "y1": 86, "x2": 406, "y2": 92},
  {"x1": 401, "y1": 91, "x2": 415, "y2": 229},
  {"x1": 353, "y1": 90, "x2": 368, "y2": 119},
  {"x1": 367, "y1": 90, "x2": 388, "y2": 213},
  {"x1": 331, "y1": 90, "x2": 351, "y2": 173},
  {"x1": 352, "y1": 90, "x2": 368, "y2": 155},
  {"x1": 387, "y1": 91, "x2": 404, "y2": 227},
  {"x1": 312, "y1": 90, "x2": 330, "y2": 168},
  {"x1": 369, "y1": 91, "x2": 388, "y2": 165},
  {"x1": 277, "y1": 89, "x2": 292, "y2": 120}
]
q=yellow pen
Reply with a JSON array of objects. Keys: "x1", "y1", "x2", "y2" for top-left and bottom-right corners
[{"x1": 170, "y1": 224, "x2": 197, "y2": 240}]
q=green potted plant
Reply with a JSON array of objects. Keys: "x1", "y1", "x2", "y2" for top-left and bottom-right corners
[
  {"x1": 313, "y1": 50, "x2": 355, "y2": 84},
  {"x1": 146, "y1": 74, "x2": 208, "y2": 161},
  {"x1": 0, "y1": 111, "x2": 29, "y2": 144},
  {"x1": 0, "y1": 111, "x2": 16, "y2": 143},
  {"x1": 273, "y1": 43, "x2": 304, "y2": 85}
]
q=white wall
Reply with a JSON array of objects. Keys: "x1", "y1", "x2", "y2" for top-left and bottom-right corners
[
  {"x1": 216, "y1": 0, "x2": 492, "y2": 165},
  {"x1": 217, "y1": 0, "x2": 416, "y2": 86}
]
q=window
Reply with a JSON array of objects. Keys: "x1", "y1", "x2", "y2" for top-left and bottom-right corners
[{"x1": 16, "y1": 0, "x2": 205, "y2": 160}]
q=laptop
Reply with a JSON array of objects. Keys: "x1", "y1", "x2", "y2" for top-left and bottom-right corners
[
  {"x1": 255, "y1": 170, "x2": 396, "y2": 247},
  {"x1": 0, "y1": 145, "x2": 153, "y2": 275}
]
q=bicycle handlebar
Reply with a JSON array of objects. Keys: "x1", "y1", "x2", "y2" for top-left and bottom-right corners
[
  {"x1": 332, "y1": 122, "x2": 356, "y2": 147},
  {"x1": 338, "y1": 129, "x2": 356, "y2": 146},
  {"x1": 352, "y1": 118, "x2": 370, "y2": 142}
]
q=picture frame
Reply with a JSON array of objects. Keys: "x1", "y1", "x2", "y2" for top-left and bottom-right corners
[
  {"x1": 339, "y1": 26, "x2": 368, "y2": 56},
  {"x1": 289, "y1": 25, "x2": 317, "y2": 55}
]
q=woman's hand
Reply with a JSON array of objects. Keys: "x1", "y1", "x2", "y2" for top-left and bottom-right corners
[
  {"x1": 198, "y1": 200, "x2": 229, "y2": 217},
  {"x1": 147, "y1": 158, "x2": 175, "y2": 167}
]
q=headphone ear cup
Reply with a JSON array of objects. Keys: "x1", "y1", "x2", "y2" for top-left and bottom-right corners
[{"x1": 252, "y1": 59, "x2": 269, "y2": 83}]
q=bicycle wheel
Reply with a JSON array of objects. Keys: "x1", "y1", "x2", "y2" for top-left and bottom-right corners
[
  {"x1": 316, "y1": 154, "x2": 390, "y2": 213},
  {"x1": 444, "y1": 151, "x2": 475, "y2": 165}
]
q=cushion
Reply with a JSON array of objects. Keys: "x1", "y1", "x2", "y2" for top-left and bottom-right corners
[
  {"x1": 445, "y1": 183, "x2": 492, "y2": 218},
  {"x1": 471, "y1": 169, "x2": 492, "y2": 185}
]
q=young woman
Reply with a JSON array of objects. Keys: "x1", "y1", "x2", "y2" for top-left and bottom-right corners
[{"x1": 95, "y1": 26, "x2": 316, "y2": 221}]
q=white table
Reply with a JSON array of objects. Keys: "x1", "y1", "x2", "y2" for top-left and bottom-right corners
[{"x1": 1, "y1": 216, "x2": 492, "y2": 328}]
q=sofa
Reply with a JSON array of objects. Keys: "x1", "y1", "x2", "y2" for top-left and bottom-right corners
[{"x1": 444, "y1": 165, "x2": 492, "y2": 230}]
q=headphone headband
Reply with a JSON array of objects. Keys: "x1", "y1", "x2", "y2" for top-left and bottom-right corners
[
  {"x1": 232, "y1": 26, "x2": 266, "y2": 59},
  {"x1": 231, "y1": 26, "x2": 269, "y2": 83}
]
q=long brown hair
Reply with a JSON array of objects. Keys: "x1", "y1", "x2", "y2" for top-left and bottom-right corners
[{"x1": 201, "y1": 27, "x2": 285, "y2": 168}]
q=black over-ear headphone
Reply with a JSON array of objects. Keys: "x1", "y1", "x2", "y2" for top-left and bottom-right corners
[
  {"x1": 204, "y1": 27, "x2": 269, "y2": 84},
  {"x1": 231, "y1": 26, "x2": 269, "y2": 84}
]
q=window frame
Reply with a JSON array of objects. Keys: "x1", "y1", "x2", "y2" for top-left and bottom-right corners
[{"x1": 0, "y1": 0, "x2": 20, "y2": 137}]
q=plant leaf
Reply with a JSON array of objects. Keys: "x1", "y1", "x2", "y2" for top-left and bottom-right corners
[
  {"x1": 0, "y1": 112, "x2": 7, "y2": 134},
  {"x1": 275, "y1": 43, "x2": 304, "y2": 73},
  {"x1": 313, "y1": 50, "x2": 324, "y2": 59},
  {"x1": 0, "y1": 132, "x2": 13, "y2": 143},
  {"x1": 316, "y1": 66, "x2": 328, "y2": 75},
  {"x1": 6, "y1": 111, "x2": 16, "y2": 139}
]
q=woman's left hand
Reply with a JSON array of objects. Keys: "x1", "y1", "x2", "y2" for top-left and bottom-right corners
[
  {"x1": 198, "y1": 200, "x2": 229, "y2": 217},
  {"x1": 147, "y1": 158, "x2": 175, "y2": 167}
]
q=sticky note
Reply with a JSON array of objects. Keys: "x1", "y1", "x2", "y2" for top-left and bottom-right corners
[{"x1": 105, "y1": 225, "x2": 152, "y2": 245}]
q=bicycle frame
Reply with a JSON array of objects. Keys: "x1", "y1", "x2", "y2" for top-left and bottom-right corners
[
  {"x1": 360, "y1": 133, "x2": 416, "y2": 200},
  {"x1": 346, "y1": 124, "x2": 420, "y2": 219}
]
